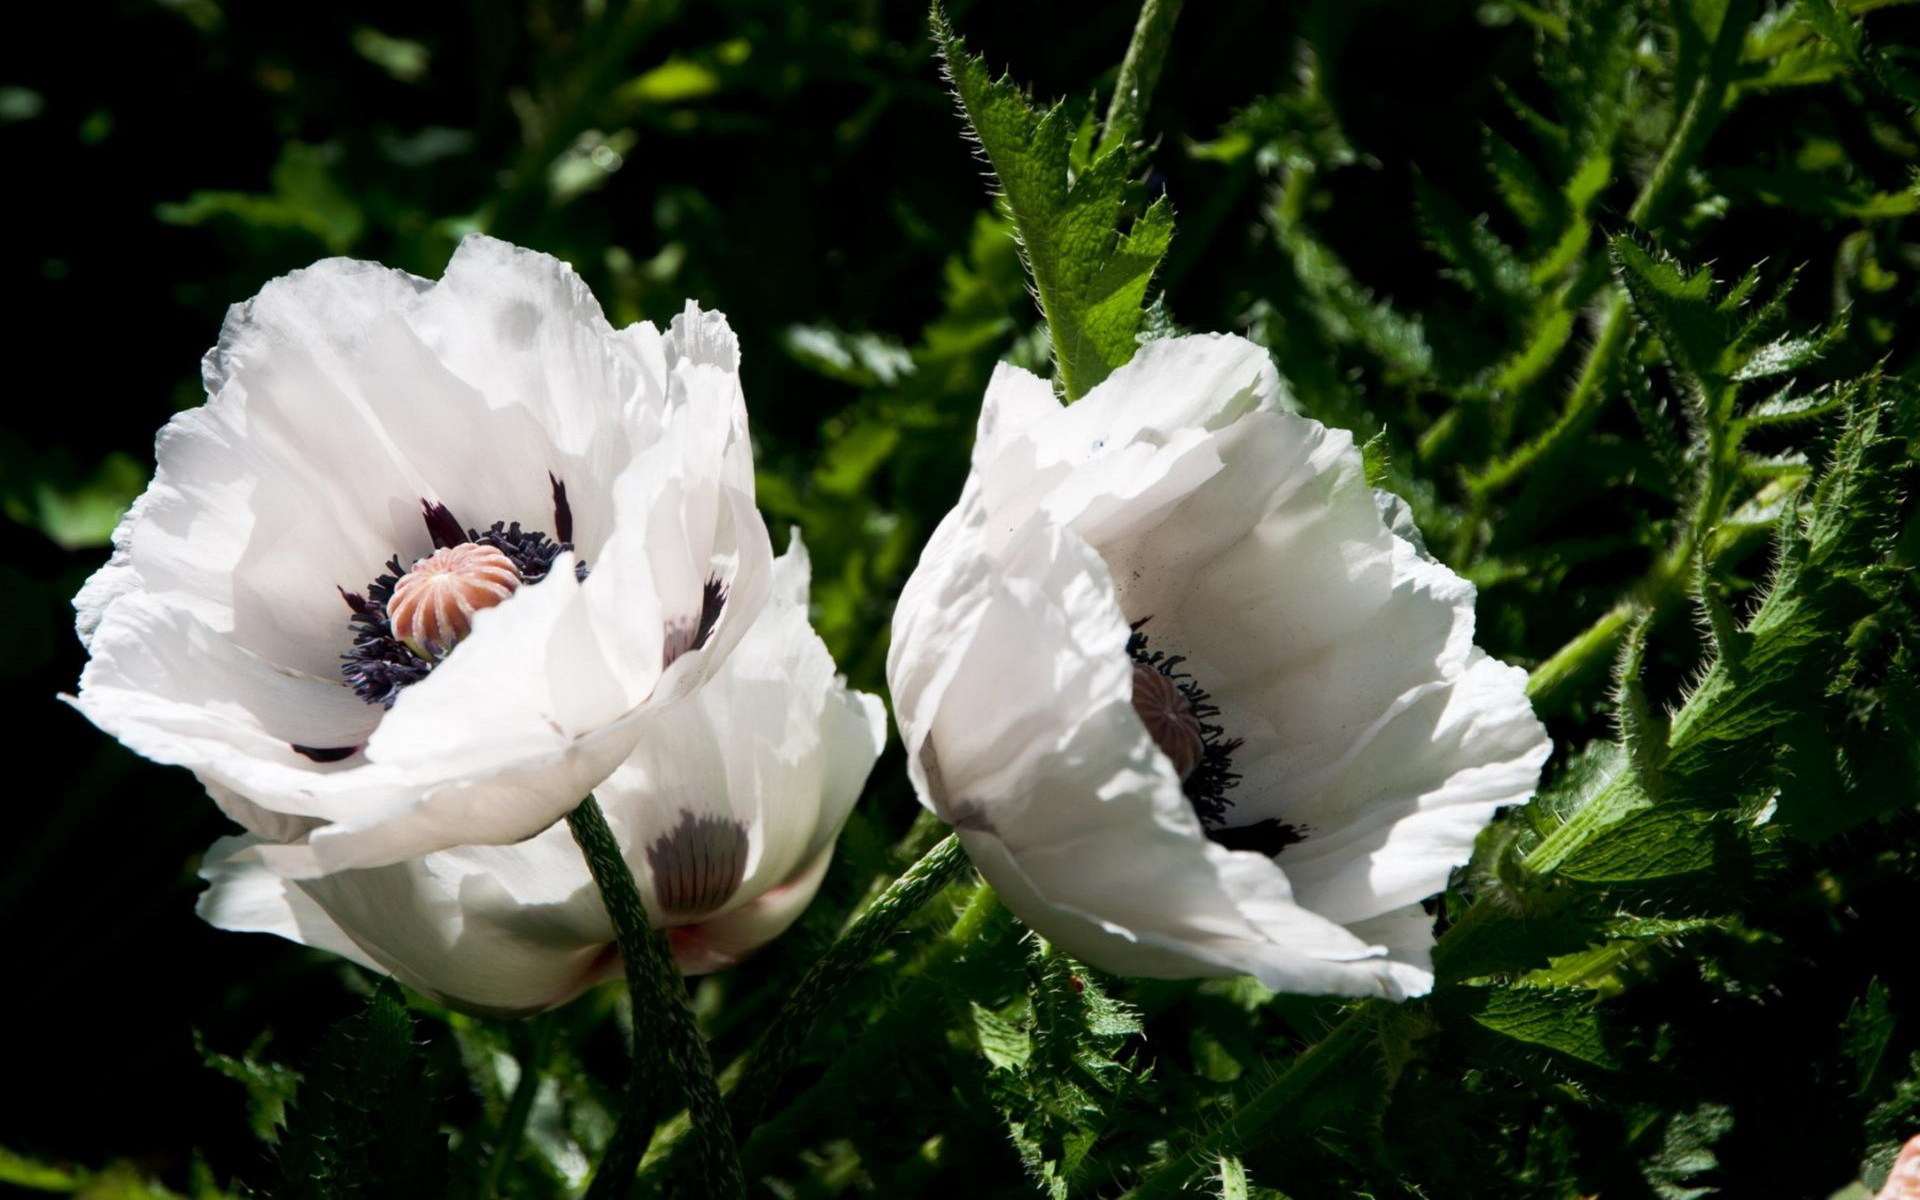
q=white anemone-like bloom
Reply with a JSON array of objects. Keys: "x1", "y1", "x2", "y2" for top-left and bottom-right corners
[
  {"x1": 888, "y1": 335, "x2": 1551, "y2": 999},
  {"x1": 198, "y1": 538, "x2": 885, "y2": 1017},
  {"x1": 70, "y1": 235, "x2": 774, "y2": 877}
]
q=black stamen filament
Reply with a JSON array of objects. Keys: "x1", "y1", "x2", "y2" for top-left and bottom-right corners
[
  {"x1": 1128, "y1": 619, "x2": 1306, "y2": 857},
  {"x1": 338, "y1": 486, "x2": 588, "y2": 709}
]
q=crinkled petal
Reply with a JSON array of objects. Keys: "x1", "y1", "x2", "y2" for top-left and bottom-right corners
[
  {"x1": 597, "y1": 533, "x2": 881, "y2": 926},
  {"x1": 891, "y1": 332, "x2": 1547, "y2": 998},
  {"x1": 202, "y1": 830, "x2": 617, "y2": 1018},
  {"x1": 73, "y1": 236, "x2": 772, "y2": 870},
  {"x1": 897, "y1": 515, "x2": 1430, "y2": 997}
]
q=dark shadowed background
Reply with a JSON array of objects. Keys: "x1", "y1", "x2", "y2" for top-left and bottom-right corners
[{"x1": 4, "y1": 0, "x2": 1919, "y2": 1196}]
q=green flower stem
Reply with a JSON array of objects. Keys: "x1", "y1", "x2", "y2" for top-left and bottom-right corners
[
  {"x1": 1524, "y1": 396, "x2": 1782, "y2": 718},
  {"x1": 1467, "y1": 290, "x2": 1632, "y2": 500},
  {"x1": 1127, "y1": 1003, "x2": 1382, "y2": 1200},
  {"x1": 1627, "y1": 0, "x2": 1755, "y2": 230},
  {"x1": 1098, "y1": 0, "x2": 1186, "y2": 157},
  {"x1": 566, "y1": 795, "x2": 742, "y2": 1200},
  {"x1": 724, "y1": 833, "x2": 971, "y2": 1138},
  {"x1": 481, "y1": 1022, "x2": 545, "y2": 1199},
  {"x1": 644, "y1": 836, "x2": 989, "y2": 1190}
]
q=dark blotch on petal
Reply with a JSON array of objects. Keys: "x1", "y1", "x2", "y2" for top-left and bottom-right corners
[
  {"x1": 1206, "y1": 818, "x2": 1307, "y2": 857},
  {"x1": 646, "y1": 810, "x2": 750, "y2": 917},
  {"x1": 291, "y1": 743, "x2": 359, "y2": 763},
  {"x1": 694, "y1": 575, "x2": 728, "y2": 652},
  {"x1": 662, "y1": 575, "x2": 730, "y2": 668},
  {"x1": 549, "y1": 473, "x2": 573, "y2": 545}
]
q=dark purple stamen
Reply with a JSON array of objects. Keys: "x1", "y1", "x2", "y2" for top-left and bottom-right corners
[
  {"x1": 292, "y1": 744, "x2": 359, "y2": 763},
  {"x1": 338, "y1": 483, "x2": 590, "y2": 707}
]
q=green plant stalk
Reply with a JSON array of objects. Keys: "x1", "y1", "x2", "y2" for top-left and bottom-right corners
[
  {"x1": 1523, "y1": 488, "x2": 1781, "y2": 717},
  {"x1": 1126, "y1": 1004, "x2": 1382, "y2": 1199},
  {"x1": 641, "y1": 841, "x2": 991, "y2": 1187},
  {"x1": 1098, "y1": 0, "x2": 1186, "y2": 157},
  {"x1": 1469, "y1": 290, "x2": 1632, "y2": 499},
  {"x1": 481, "y1": 1023, "x2": 545, "y2": 1199},
  {"x1": 737, "y1": 883, "x2": 1007, "y2": 1178},
  {"x1": 1627, "y1": 0, "x2": 1755, "y2": 230},
  {"x1": 566, "y1": 795, "x2": 742, "y2": 1200},
  {"x1": 722, "y1": 834, "x2": 970, "y2": 1138}
]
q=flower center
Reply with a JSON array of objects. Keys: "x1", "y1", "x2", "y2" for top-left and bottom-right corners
[
  {"x1": 291, "y1": 474, "x2": 732, "y2": 763},
  {"x1": 387, "y1": 543, "x2": 522, "y2": 658},
  {"x1": 1127, "y1": 620, "x2": 1305, "y2": 857},
  {"x1": 336, "y1": 476, "x2": 586, "y2": 709},
  {"x1": 1131, "y1": 661, "x2": 1206, "y2": 780}
]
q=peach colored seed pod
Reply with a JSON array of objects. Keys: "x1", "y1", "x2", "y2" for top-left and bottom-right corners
[{"x1": 388, "y1": 543, "x2": 521, "y2": 657}]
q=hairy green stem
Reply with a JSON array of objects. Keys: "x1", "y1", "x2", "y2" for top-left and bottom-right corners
[
  {"x1": 1627, "y1": 0, "x2": 1754, "y2": 230},
  {"x1": 1098, "y1": 0, "x2": 1186, "y2": 157},
  {"x1": 566, "y1": 795, "x2": 741, "y2": 1200},
  {"x1": 1469, "y1": 290, "x2": 1632, "y2": 499},
  {"x1": 738, "y1": 883, "x2": 1008, "y2": 1178},
  {"x1": 724, "y1": 834, "x2": 971, "y2": 1138},
  {"x1": 482, "y1": 1023, "x2": 545, "y2": 1198},
  {"x1": 642, "y1": 837, "x2": 992, "y2": 1188},
  {"x1": 1127, "y1": 1005, "x2": 1381, "y2": 1199}
]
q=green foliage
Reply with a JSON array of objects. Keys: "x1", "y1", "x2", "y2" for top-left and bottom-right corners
[
  {"x1": 0, "y1": 1147, "x2": 235, "y2": 1200},
  {"x1": 196, "y1": 1031, "x2": 300, "y2": 1144},
  {"x1": 970, "y1": 942, "x2": 1144, "y2": 1197},
  {"x1": 13, "y1": 0, "x2": 1920, "y2": 1197},
  {"x1": 274, "y1": 985, "x2": 449, "y2": 1200},
  {"x1": 934, "y1": 6, "x2": 1175, "y2": 399}
]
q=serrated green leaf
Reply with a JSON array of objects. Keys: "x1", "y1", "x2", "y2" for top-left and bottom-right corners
[
  {"x1": 1611, "y1": 236, "x2": 1729, "y2": 400},
  {"x1": 1277, "y1": 222, "x2": 1435, "y2": 378},
  {"x1": 935, "y1": 9, "x2": 1174, "y2": 399},
  {"x1": 1731, "y1": 323, "x2": 1844, "y2": 382},
  {"x1": 1642, "y1": 1102, "x2": 1735, "y2": 1199},
  {"x1": 1743, "y1": 383, "x2": 1848, "y2": 426},
  {"x1": 1555, "y1": 807, "x2": 1724, "y2": 882},
  {"x1": 197, "y1": 1030, "x2": 300, "y2": 1144},
  {"x1": 1448, "y1": 984, "x2": 1623, "y2": 1070},
  {"x1": 971, "y1": 1001, "x2": 1031, "y2": 1071},
  {"x1": 782, "y1": 324, "x2": 915, "y2": 388},
  {"x1": 275, "y1": 984, "x2": 448, "y2": 1200}
]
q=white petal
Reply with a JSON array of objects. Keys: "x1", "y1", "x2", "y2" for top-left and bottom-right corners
[
  {"x1": 1090, "y1": 409, "x2": 1548, "y2": 923},
  {"x1": 295, "y1": 825, "x2": 617, "y2": 1018},
  {"x1": 897, "y1": 517, "x2": 1427, "y2": 997},
  {"x1": 203, "y1": 828, "x2": 618, "y2": 1018},
  {"x1": 197, "y1": 835, "x2": 383, "y2": 972},
  {"x1": 597, "y1": 534, "x2": 882, "y2": 925},
  {"x1": 891, "y1": 331, "x2": 1545, "y2": 997}
]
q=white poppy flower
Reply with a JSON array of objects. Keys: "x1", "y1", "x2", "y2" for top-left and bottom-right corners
[
  {"x1": 197, "y1": 537, "x2": 886, "y2": 1017},
  {"x1": 69, "y1": 235, "x2": 774, "y2": 876},
  {"x1": 887, "y1": 335, "x2": 1551, "y2": 999}
]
